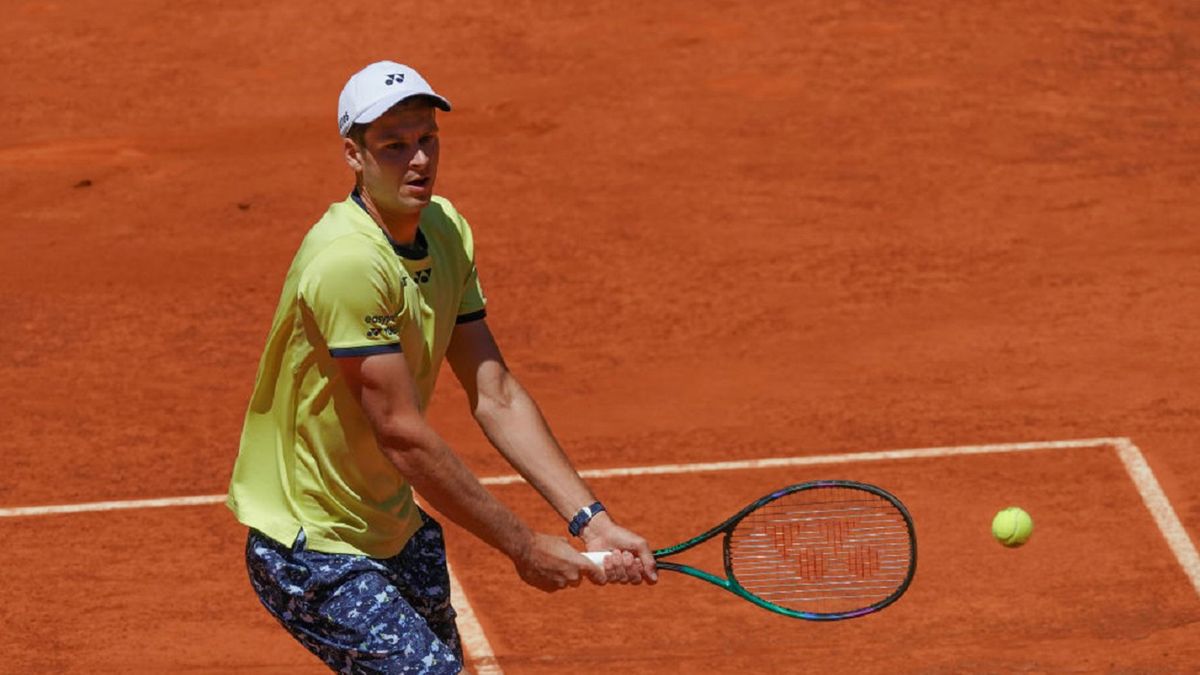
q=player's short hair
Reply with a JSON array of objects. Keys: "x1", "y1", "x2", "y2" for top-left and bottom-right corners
[{"x1": 347, "y1": 123, "x2": 370, "y2": 147}]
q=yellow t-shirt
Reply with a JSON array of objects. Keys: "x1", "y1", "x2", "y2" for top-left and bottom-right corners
[{"x1": 226, "y1": 192, "x2": 487, "y2": 558}]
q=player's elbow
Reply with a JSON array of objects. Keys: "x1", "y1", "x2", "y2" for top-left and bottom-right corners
[
  {"x1": 374, "y1": 414, "x2": 438, "y2": 460},
  {"x1": 472, "y1": 373, "x2": 524, "y2": 424},
  {"x1": 472, "y1": 394, "x2": 506, "y2": 427}
]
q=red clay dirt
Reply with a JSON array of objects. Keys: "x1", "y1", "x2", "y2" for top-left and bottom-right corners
[{"x1": 2, "y1": 0, "x2": 1199, "y2": 672}]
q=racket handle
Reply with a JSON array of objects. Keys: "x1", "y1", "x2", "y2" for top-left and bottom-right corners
[{"x1": 582, "y1": 551, "x2": 609, "y2": 567}]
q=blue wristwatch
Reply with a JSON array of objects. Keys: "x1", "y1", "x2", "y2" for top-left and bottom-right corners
[{"x1": 568, "y1": 501, "x2": 606, "y2": 537}]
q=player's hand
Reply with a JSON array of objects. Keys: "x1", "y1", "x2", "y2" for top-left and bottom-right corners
[
  {"x1": 579, "y1": 512, "x2": 658, "y2": 585},
  {"x1": 513, "y1": 532, "x2": 601, "y2": 592}
]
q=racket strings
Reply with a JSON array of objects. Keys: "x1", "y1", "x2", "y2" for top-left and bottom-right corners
[{"x1": 727, "y1": 487, "x2": 913, "y2": 614}]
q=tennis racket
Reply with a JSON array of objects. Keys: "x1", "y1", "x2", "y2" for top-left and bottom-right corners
[{"x1": 584, "y1": 480, "x2": 916, "y2": 620}]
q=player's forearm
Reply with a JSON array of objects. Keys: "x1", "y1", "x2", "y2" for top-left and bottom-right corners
[
  {"x1": 473, "y1": 376, "x2": 598, "y2": 522},
  {"x1": 379, "y1": 427, "x2": 534, "y2": 561}
]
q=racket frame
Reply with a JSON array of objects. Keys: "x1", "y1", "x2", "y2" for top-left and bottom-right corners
[{"x1": 652, "y1": 480, "x2": 917, "y2": 621}]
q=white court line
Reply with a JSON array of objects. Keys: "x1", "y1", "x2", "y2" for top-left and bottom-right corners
[
  {"x1": 479, "y1": 436, "x2": 1130, "y2": 485},
  {"x1": 447, "y1": 563, "x2": 503, "y2": 675},
  {"x1": 0, "y1": 493, "x2": 225, "y2": 517},
  {"x1": 3, "y1": 435, "x2": 1199, "y2": 671},
  {"x1": 0, "y1": 437, "x2": 1125, "y2": 518},
  {"x1": 1112, "y1": 438, "x2": 1200, "y2": 597}
]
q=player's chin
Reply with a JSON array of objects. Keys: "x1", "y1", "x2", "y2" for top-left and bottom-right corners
[
  {"x1": 401, "y1": 182, "x2": 434, "y2": 202},
  {"x1": 390, "y1": 195, "x2": 431, "y2": 216}
]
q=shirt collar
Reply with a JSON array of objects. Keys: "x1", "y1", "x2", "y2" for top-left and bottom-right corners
[{"x1": 350, "y1": 188, "x2": 429, "y2": 260}]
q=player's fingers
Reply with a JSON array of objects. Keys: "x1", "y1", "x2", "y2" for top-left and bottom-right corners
[
  {"x1": 521, "y1": 568, "x2": 560, "y2": 593},
  {"x1": 616, "y1": 550, "x2": 636, "y2": 585},
  {"x1": 627, "y1": 556, "x2": 644, "y2": 585},
  {"x1": 605, "y1": 550, "x2": 628, "y2": 584},
  {"x1": 624, "y1": 550, "x2": 640, "y2": 581},
  {"x1": 636, "y1": 541, "x2": 658, "y2": 583}
]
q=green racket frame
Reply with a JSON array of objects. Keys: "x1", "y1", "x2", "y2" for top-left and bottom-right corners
[{"x1": 650, "y1": 480, "x2": 917, "y2": 621}]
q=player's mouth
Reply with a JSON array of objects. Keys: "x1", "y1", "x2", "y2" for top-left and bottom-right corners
[{"x1": 404, "y1": 176, "x2": 431, "y2": 190}]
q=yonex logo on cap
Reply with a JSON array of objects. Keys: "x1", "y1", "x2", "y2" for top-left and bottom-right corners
[{"x1": 338, "y1": 62, "x2": 451, "y2": 136}]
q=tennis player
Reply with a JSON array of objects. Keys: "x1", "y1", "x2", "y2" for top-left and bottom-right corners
[{"x1": 226, "y1": 60, "x2": 656, "y2": 673}]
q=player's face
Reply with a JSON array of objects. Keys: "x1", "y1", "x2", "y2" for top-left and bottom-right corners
[{"x1": 354, "y1": 103, "x2": 440, "y2": 217}]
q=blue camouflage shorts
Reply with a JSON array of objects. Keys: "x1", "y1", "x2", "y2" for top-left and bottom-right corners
[{"x1": 245, "y1": 513, "x2": 463, "y2": 674}]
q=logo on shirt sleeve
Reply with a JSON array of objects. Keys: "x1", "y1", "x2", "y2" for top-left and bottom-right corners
[{"x1": 364, "y1": 311, "x2": 401, "y2": 340}]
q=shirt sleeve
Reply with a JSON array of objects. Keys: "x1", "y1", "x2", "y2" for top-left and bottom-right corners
[
  {"x1": 453, "y1": 211, "x2": 488, "y2": 324},
  {"x1": 298, "y1": 239, "x2": 405, "y2": 357}
]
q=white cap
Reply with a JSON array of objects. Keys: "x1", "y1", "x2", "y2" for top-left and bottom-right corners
[{"x1": 337, "y1": 61, "x2": 451, "y2": 136}]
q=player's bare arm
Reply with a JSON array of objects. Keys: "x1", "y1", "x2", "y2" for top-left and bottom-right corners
[
  {"x1": 446, "y1": 318, "x2": 658, "y2": 584},
  {"x1": 337, "y1": 349, "x2": 606, "y2": 591}
]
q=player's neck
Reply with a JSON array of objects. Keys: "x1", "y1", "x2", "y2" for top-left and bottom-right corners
[
  {"x1": 378, "y1": 214, "x2": 420, "y2": 248},
  {"x1": 355, "y1": 188, "x2": 421, "y2": 246}
]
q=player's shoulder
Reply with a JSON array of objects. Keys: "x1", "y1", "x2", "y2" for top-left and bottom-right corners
[
  {"x1": 297, "y1": 203, "x2": 389, "y2": 275},
  {"x1": 422, "y1": 196, "x2": 471, "y2": 234},
  {"x1": 429, "y1": 194, "x2": 461, "y2": 218},
  {"x1": 421, "y1": 195, "x2": 478, "y2": 253}
]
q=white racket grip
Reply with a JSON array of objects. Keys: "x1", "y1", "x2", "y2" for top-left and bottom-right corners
[{"x1": 582, "y1": 551, "x2": 610, "y2": 568}]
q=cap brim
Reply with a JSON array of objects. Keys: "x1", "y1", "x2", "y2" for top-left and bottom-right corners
[{"x1": 347, "y1": 91, "x2": 451, "y2": 134}]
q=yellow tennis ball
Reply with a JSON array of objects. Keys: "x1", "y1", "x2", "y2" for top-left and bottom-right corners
[{"x1": 992, "y1": 507, "x2": 1033, "y2": 547}]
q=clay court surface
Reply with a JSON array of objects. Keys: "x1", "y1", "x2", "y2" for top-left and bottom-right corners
[{"x1": 3, "y1": 1, "x2": 1199, "y2": 672}]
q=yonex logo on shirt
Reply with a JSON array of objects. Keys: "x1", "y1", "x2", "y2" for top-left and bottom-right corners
[
  {"x1": 413, "y1": 269, "x2": 432, "y2": 283},
  {"x1": 384, "y1": 73, "x2": 405, "y2": 86}
]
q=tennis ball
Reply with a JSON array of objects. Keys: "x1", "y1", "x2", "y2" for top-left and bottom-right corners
[{"x1": 991, "y1": 506, "x2": 1033, "y2": 547}]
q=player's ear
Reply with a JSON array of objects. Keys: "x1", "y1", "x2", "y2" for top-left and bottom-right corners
[{"x1": 343, "y1": 136, "x2": 365, "y2": 172}]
